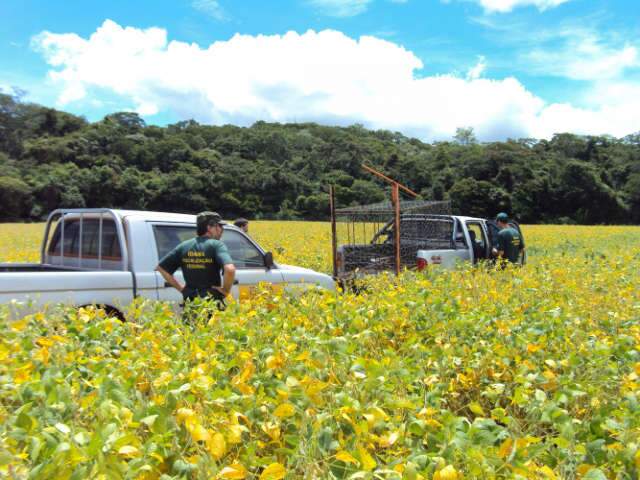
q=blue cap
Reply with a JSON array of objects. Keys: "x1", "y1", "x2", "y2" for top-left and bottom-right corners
[{"x1": 496, "y1": 212, "x2": 509, "y2": 223}]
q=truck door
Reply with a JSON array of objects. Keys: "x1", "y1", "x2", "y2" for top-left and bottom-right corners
[
  {"x1": 465, "y1": 221, "x2": 489, "y2": 264},
  {"x1": 151, "y1": 224, "x2": 284, "y2": 303},
  {"x1": 220, "y1": 229, "x2": 285, "y2": 301}
]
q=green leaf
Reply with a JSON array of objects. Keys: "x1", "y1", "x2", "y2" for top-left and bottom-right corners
[
  {"x1": 553, "y1": 437, "x2": 570, "y2": 449},
  {"x1": 583, "y1": 469, "x2": 607, "y2": 480},
  {"x1": 55, "y1": 423, "x2": 71, "y2": 435},
  {"x1": 141, "y1": 415, "x2": 158, "y2": 427},
  {"x1": 0, "y1": 451, "x2": 13, "y2": 466},
  {"x1": 534, "y1": 389, "x2": 547, "y2": 402},
  {"x1": 73, "y1": 432, "x2": 90, "y2": 445},
  {"x1": 16, "y1": 411, "x2": 36, "y2": 431},
  {"x1": 169, "y1": 383, "x2": 192, "y2": 395},
  {"x1": 29, "y1": 437, "x2": 42, "y2": 464}
]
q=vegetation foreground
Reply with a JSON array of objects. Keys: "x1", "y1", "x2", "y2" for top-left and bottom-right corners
[{"x1": 1, "y1": 223, "x2": 640, "y2": 479}]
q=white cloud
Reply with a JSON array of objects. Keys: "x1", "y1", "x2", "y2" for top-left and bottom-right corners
[
  {"x1": 308, "y1": 0, "x2": 373, "y2": 17},
  {"x1": 192, "y1": 0, "x2": 226, "y2": 21},
  {"x1": 32, "y1": 20, "x2": 640, "y2": 141},
  {"x1": 477, "y1": 0, "x2": 570, "y2": 13},
  {"x1": 526, "y1": 33, "x2": 638, "y2": 80},
  {"x1": 468, "y1": 17, "x2": 640, "y2": 81},
  {"x1": 467, "y1": 55, "x2": 486, "y2": 79}
]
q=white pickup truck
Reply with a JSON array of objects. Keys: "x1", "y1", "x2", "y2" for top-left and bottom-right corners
[
  {"x1": 336, "y1": 214, "x2": 526, "y2": 277},
  {"x1": 0, "y1": 209, "x2": 335, "y2": 317}
]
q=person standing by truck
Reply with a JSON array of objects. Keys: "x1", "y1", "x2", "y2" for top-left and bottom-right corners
[
  {"x1": 234, "y1": 218, "x2": 249, "y2": 233},
  {"x1": 492, "y1": 212, "x2": 525, "y2": 265},
  {"x1": 156, "y1": 211, "x2": 236, "y2": 308}
]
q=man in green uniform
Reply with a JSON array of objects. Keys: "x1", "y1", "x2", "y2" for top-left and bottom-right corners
[
  {"x1": 493, "y1": 212, "x2": 525, "y2": 265},
  {"x1": 156, "y1": 212, "x2": 236, "y2": 306}
]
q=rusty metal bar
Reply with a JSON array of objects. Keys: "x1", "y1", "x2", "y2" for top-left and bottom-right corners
[
  {"x1": 329, "y1": 185, "x2": 338, "y2": 279},
  {"x1": 362, "y1": 164, "x2": 419, "y2": 198},
  {"x1": 392, "y1": 183, "x2": 401, "y2": 276}
]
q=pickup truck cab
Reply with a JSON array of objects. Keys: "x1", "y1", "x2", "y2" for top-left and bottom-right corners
[
  {"x1": 0, "y1": 209, "x2": 335, "y2": 317},
  {"x1": 415, "y1": 215, "x2": 526, "y2": 270},
  {"x1": 336, "y1": 214, "x2": 525, "y2": 278}
]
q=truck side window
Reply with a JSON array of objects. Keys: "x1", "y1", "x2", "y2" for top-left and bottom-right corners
[
  {"x1": 153, "y1": 226, "x2": 193, "y2": 260},
  {"x1": 152, "y1": 226, "x2": 265, "y2": 269},
  {"x1": 221, "y1": 231, "x2": 265, "y2": 269}
]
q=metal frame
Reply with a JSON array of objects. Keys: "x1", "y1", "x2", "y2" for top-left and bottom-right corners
[
  {"x1": 329, "y1": 185, "x2": 338, "y2": 279},
  {"x1": 330, "y1": 164, "x2": 419, "y2": 277},
  {"x1": 41, "y1": 208, "x2": 129, "y2": 272}
]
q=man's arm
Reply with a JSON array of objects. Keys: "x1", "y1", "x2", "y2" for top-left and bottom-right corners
[
  {"x1": 215, "y1": 263, "x2": 236, "y2": 297},
  {"x1": 212, "y1": 242, "x2": 236, "y2": 297},
  {"x1": 493, "y1": 232, "x2": 506, "y2": 258},
  {"x1": 156, "y1": 265, "x2": 184, "y2": 293}
]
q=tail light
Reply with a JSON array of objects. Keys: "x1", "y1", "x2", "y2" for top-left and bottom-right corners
[{"x1": 417, "y1": 258, "x2": 428, "y2": 271}]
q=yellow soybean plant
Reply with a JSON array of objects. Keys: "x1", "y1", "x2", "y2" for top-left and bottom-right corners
[{"x1": 1, "y1": 222, "x2": 640, "y2": 479}]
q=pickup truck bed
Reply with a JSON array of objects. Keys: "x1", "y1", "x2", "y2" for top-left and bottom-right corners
[{"x1": 0, "y1": 269, "x2": 136, "y2": 311}]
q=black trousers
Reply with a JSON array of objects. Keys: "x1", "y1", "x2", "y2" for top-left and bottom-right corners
[{"x1": 183, "y1": 287, "x2": 226, "y2": 303}]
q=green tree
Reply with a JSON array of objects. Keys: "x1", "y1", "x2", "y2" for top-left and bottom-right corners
[
  {"x1": 453, "y1": 127, "x2": 477, "y2": 146},
  {"x1": 448, "y1": 178, "x2": 511, "y2": 219},
  {"x1": 0, "y1": 176, "x2": 33, "y2": 220}
]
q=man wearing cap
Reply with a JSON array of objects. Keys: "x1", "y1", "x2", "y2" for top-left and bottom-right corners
[
  {"x1": 156, "y1": 211, "x2": 236, "y2": 306},
  {"x1": 492, "y1": 212, "x2": 525, "y2": 265},
  {"x1": 234, "y1": 218, "x2": 249, "y2": 233}
]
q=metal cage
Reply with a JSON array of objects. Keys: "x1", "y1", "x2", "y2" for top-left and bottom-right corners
[{"x1": 330, "y1": 190, "x2": 451, "y2": 278}]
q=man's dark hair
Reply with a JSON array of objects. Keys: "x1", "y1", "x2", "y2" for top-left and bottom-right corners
[
  {"x1": 234, "y1": 218, "x2": 249, "y2": 228},
  {"x1": 196, "y1": 211, "x2": 225, "y2": 236}
]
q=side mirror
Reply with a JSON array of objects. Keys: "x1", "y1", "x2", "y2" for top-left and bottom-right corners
[{"x1": 264, "y1": 251, "x2": 274, "y2": 270}]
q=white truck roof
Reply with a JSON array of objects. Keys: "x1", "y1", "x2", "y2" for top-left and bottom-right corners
[
  {"x1": 64, "y1": 210, "x2": 243, "y2": 231},
  {"x1": 115, "y1": 210, "x2": 198, "y2": 222}
]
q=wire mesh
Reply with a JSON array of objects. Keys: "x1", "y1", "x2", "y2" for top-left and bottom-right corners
[{"x1": 334, "y1": 199, "x2": 453, "y2": 277}]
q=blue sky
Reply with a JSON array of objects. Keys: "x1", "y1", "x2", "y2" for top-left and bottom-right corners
[{"x1": 1, "y1": 0, "x2": 638, "y2": 140}]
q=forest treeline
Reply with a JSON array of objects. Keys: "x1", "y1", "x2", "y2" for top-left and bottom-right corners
[{"x1": 1, "y1": 92, "x2": 639, "y2": 224}]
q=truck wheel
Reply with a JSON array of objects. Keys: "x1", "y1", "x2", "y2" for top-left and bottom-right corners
[{"x1": 78, "y1": 304, "x2": 125, "y2": 322}]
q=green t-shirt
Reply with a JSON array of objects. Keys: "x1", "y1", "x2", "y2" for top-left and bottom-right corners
[
  {"x1": 159, "y1": 236, "x2": 233, "y2": 299},
  {"x1": 497, "y1": 227, "x2": 524, "y2": 263}
]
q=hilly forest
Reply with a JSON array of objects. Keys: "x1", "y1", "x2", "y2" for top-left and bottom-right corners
[{"x1": 1, "y1": 92, "x2": 640, "y2": 224}]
